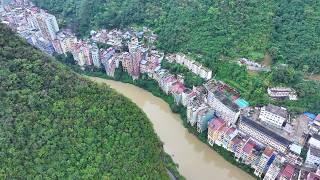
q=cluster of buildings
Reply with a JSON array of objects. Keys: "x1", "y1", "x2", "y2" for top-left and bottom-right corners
[
  {"x1": 2, "y1": 1, "x2": 320, "y2": 179},
  {"x1": 1, "y1": 1, "x2": 59, "y2": 54}
]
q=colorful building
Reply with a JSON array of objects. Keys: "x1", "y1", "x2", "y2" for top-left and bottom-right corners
[
  {"x1": 196, "y1": 108, "x2": 215, "y2": 133},
  {"x1": 207, "y1": 118, "x2": 226, "y2": 146},
  {"x1": 278, "y1": 164, "x2": 295, "y2": 180},
  {"x1": 254, "y1": 147, "x2": 276, "y2": 177},
  {"x1": 263, "y1": 155, "x2": 284, "y2": 180}
]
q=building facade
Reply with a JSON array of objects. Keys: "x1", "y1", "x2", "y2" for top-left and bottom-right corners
[
  {"x1": 259, "y1": 104, "x2": 288, "y2": 128},
  {"x1": 305, "y1": 146, "x2": 320, "y2": 167},
  {"x1": 91, "y1": 43, "x2": 100, "y2": 67}
]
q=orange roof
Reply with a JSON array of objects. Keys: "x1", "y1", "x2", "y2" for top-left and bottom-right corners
[{"x1": 263, "y1": 147, "x2": 274, "y2": 157}]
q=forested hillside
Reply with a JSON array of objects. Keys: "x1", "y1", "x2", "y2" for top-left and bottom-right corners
[
  {"x1": 33, "y1": 0, "x2": 320, "y2": 73},
  {"x1": 0, "y1": 24, "x2": 179, "y2": 179}
]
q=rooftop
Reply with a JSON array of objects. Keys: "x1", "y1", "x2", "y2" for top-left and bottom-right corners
[
  {"x1": 312, "y1": 134, "x2": 320, "y2": 141},
  {"x1": 263, "y1": 147, "x2": 274, "y2": 157},
  {"x1": 204, "y1": 80, "x2": 218, "y2": 92},
  {"x1": 208, "y1": 118, "x2": 226, "y2": 131},
  {"x1": 243, "y1": 140, "x2": 256, "y2": 154},
  {"x1": 214, "y1": 90, "x2": 239, "y2": 112},
  {"x1": 226, "y1": 127, "x2": 237, "y2": 136},
  {"x1": 265, "y1": 104, "x2": 288, "y2": 118},
  {"x1": 231, "y1": 136, "x2": 243, "y2": 145},
  {"x1": 268, "y1": 87, "x2": 294, "y2": 92},
  {"x1": 171, "y1": 82, "x2": 185, "y2": 94},
  {"x1": 240, "y1": 116, "x2": 292, "y2": 146}
]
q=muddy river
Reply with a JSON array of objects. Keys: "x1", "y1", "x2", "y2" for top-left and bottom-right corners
[{"x1": 89, "y1": 77, "x2": 253, "y2": 180}]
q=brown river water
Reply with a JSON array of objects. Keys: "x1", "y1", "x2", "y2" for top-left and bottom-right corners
[{"x1": 89, "y1": 77, "x2": 253, "y2": 180}]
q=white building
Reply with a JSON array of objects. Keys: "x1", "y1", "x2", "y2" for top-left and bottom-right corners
[
  {"x1": 204, "y1": 80, "x2": 240, "y2": 125},
  {"x1": 267, "y1": 87, "x2": 298, "y2": 101},
  {"x1": 181, "y1": 88, "x2": 196, "y2": 107},
  {"x1": 306, "y1": 146, "x2": 320, "y2": 167},
  {"x1": 309, "y1": 134, "x2": 320, "y2": 149},
  {"x1": 207, "y1": 90, "x2": 240, "y2": 125},
  {"x1": 199, "y1": 66, "x2": 212, "y2": 80},
  {"x1": 259, "y1": 104, "x2": 288, "y2": 128}
]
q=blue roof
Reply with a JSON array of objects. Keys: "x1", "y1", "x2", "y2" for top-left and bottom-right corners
[
  {"x1": 304, "y1": 112, "x2": 316, "y2": 120},
  {"x1": 235, "y1": 98, "x2": 249, "y2": 108}
]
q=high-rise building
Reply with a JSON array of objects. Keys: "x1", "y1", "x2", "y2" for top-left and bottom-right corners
[{"x1": 32, "y1": 11, "x2": 59, "y2": 41}]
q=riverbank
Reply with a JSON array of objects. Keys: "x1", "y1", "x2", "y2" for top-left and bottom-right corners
[
  {"x1": 68, "y1": 64, "x2": 258, "y2": 179},
  {"x1": 88, "y1": 76, "x2": 253, "y2": 180}
]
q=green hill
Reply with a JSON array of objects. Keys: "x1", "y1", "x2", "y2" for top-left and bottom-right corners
[
  {"x1": 33, "y1": 0, "x2": 320, "y2": 73},
  {"x1": 0, "y1": 24, "x2": 180, "y2": 179}
]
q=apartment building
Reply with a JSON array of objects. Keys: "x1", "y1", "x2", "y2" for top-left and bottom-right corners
[
  {"x1": 239, "y1": 116, "x2": 291, "y2": 153},
  {"x1": 33, "y1": 11, "x2": 59, "y2": 41},
  {"x1": 305, "y1": 146, "x2": 320, "y2": 167},
  {"x1": 268, "y1": 87, "x2": 298, "y2": 101}
]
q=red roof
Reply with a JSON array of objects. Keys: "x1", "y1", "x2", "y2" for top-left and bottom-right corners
[
  {"x1": 219, "y1": 126, "x2": 229, "y2": 134},
  {"x1": 263, "y1": 147, "x2": 274, "y2": 157},
  {"x1": 226, "y1": 127, "x2": 236, "y2": 135},
  {"x1": 315, "y1": 114, "x2": 320, "y2": 121},
  {"x1": 208, "y1": 118, "x2": 225, "y2": 131},
  {"x1": 243, "y1": 140, "x2": 255, "y2": 154},
  {"x1": 280, "y1": 164, "x2": 294, "y2": 179},
  {"x1": 171, "y1": 82, "x2": 185, "y2": 94}
]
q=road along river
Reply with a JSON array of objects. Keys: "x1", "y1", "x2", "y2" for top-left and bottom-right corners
[{"x1": 89, "y1": 77, "x2": 253, "y2": 180}]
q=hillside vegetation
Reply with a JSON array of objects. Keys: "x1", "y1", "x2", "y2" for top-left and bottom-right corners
[
  {"x1": 0, "y1": 24, "x2": 180, "y2": 179},
  {"x1": 33, "y1": 0, "x2": 320, "y2": 73}
]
